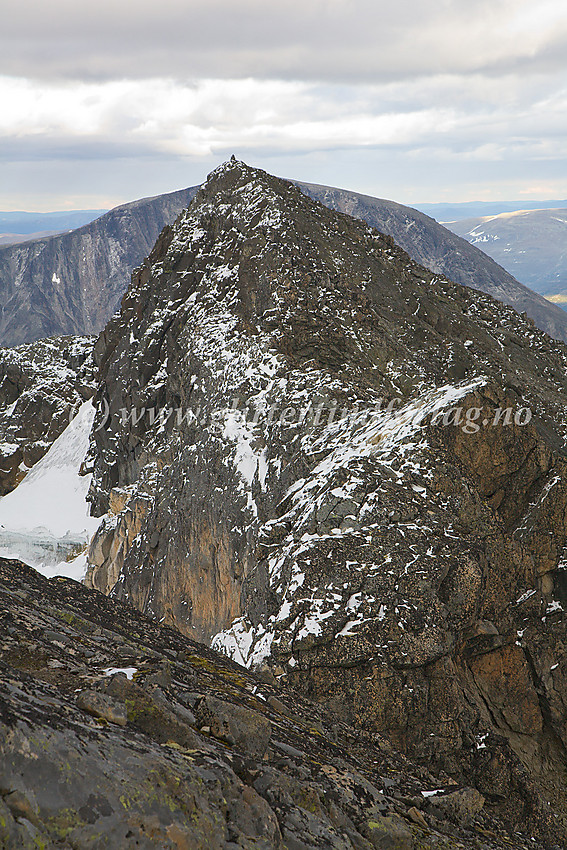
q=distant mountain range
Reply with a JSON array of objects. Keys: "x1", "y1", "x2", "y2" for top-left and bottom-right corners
[
  {"x1": 2, "y1": 183, "x2": 567, "y2": 347},
  {"x1": 0, "y1": 231, "x2": 66, "y2": 247},
  {"x1": 414, "y1": 198, "x2": 567, "y2": 222},
  {"x1": 0, "y1": 209, "x2": 109, "y2": 248},
  {"x1": 0, "y1": 209, "x2": 107, "y2": 237},
  {"x1": 446, "y1": 208, "x2": 567, "y2": 306}
]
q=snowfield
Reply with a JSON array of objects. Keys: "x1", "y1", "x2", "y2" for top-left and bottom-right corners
[{"x1": 0, "y1": 400, "x2": 100, "y2": 579}]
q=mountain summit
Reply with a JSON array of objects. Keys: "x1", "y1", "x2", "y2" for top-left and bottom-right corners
[
  {"x1": 2, "y1": 162, "x2": 567, "y2": 348},
  {"x1": 76, "y1": 159, "x2": 567, "y2": 843}
]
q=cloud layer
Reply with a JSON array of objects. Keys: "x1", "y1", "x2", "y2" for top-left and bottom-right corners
[
  {"x1": 3, "y1": 0, "x2": 567, "y2": 82},
  {"x1": 2, "y1": 0, "x2": 567, "y2": 209}
]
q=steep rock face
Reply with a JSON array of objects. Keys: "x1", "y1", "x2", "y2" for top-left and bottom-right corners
[
  {"x1": 1, "y1": 556, "x2": 549, "y2": 850},
  {"x1": 297, "y1": 180, "x2": 567, "y2": 342},
  {"x1": 0, "y1": 336, "x2": 95, "y2": 496},
  {"x1": 84, "y1": 160, "x2": 567, "y2": 841},
  {"x1": 0, "y1": 188, "x2": 198, "y2": 347}
]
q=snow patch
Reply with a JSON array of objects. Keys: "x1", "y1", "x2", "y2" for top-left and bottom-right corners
[{"x1": 103, "y1": 667, "x2": 137, "y2": 680}]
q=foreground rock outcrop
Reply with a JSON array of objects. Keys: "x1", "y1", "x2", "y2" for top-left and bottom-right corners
[
  {"x1": 0, "y1": 556, "x2": 558, "y2": 848},
  {"x1": 77, "y1": 159, "x2": 567, "y2": 843}
]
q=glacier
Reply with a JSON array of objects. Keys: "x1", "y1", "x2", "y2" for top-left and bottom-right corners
[{"x1": 0, "y1": 400, "x2": 100, "y2": 579}]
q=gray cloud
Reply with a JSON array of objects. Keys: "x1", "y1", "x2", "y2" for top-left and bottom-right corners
[
  {"x1": 1, "y1": 0, "x2": 567, "y2": 209},
  {"x1": 2, "y1": 0, "x2": 567, "y2": 82}
]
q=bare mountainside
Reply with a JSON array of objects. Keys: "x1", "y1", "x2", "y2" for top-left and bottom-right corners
[
  {"x1": 414, "y1": 198, "x2": 567, "y2": 221},
  {"x1": 0, "y1": 189, "x2": 198, "y2": 346},
  {"x1": 2, "y1": 174, "x2": 567, "y2": 346},
  {"x1": 0, "y1": 209, "x2": 107, "y2": 234},
  {"x1": 446, "y1": 208, "x2": 567, "y2": 302}
]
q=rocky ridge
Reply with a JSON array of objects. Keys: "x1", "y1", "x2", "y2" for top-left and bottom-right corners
[
  {"x1": 80, "y1": 159, "x2": 567, "y2": 843},
  {"x1": 0, "y1": 556, "x2": 556, "y2": 849},
  {"x1": 297, "y1": 181, "x2": 567, "y2": 342}
]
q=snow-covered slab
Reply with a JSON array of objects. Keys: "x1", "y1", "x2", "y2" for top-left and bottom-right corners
[
  {"x1": 0, "y1": 400, "x2": 100, "y2": 579},
  {"x1": 213, "y1": 377, "x2": 488, "y2": 669}
]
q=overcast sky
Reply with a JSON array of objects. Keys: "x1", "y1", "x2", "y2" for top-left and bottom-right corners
[{"x1": 3, "y1": 0, "x2": 567, "y2": 210}]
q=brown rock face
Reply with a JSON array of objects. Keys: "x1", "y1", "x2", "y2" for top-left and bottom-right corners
[
  {"x1": 83, "y1": 159, "x2": 567, "y2": 843},
  {"x1": 468, "y1": 645, "x2": 542, "y2": 736}
]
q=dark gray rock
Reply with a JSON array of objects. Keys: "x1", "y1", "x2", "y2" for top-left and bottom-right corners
[
  {"x1": 102, "y1": 672, "x2": 202, "y2": 749},
  {"x1": 424, "y1": 787, "x2": 485, "y2": 825},
  {"x1": 360, "y1": 814, "x2": 414, "y2": 849}
]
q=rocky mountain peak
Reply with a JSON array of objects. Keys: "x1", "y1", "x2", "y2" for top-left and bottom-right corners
[
  {"x1": 175, "y1": 157, "x2": 295, "y2": 236},
  {"x1": 3, "y1": 159, "x2": 567, "y2": 844}
]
